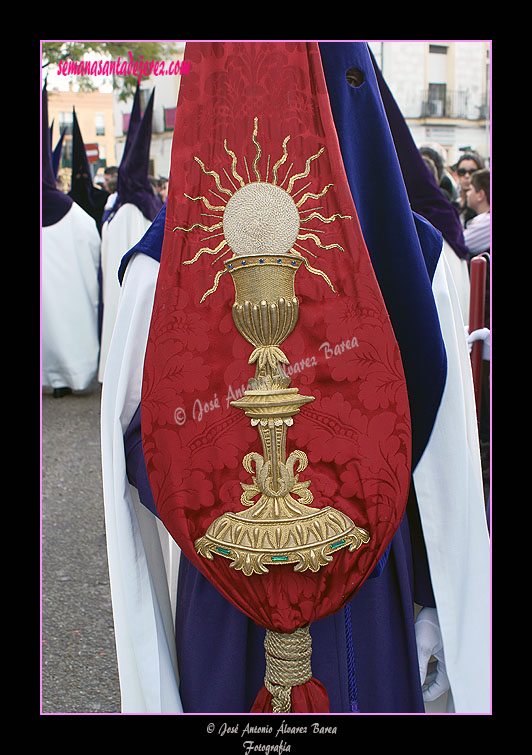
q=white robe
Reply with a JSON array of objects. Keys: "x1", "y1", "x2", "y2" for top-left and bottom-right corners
[
  {"x1": 100, "y1": 253, "x2": 182, "y2": 713},
  {"x1": 100, "y1": 246, "x2": 491, "y2": 714},
  {"x1": 442, "y1": 240, "x2": 471, "y2": 325},
  {"x1": 98, "y1": 203, "x2": 152, "y2": 382},
  {"x1": 42, "y1": 202, "x2": 101, "y2": 391},
  {"x1": 413, "y1": 252, "x2": 490, "y2": 714}
]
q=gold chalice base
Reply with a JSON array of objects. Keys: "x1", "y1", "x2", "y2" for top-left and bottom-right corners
[{"x1": 194, "y1": 502, "x2": 370, "y2": 576}]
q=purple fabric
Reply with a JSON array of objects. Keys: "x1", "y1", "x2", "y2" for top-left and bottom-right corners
[
  {"x1": 369, "y1": 50, "x2": 471, "y2": 262},
  {"x1": 42, "y1": 84, "x2": 73, "y2": 227},
  {"x1": 123, "y1": 404, "x2": 158, "y2": 517},
  {"x1": 175, "y1": 513, "x2": 424, "y2": 713},
  {"x1": 319, "y1": 42, "x2": 447, "y2": 470},
  {"x1": 52, "y1": 126, "x2": 66, "y2": 178},
  {"x1": 120, "y1": 82, "x2": 142, "y2": 167},
  {"x1": 69, "y1": 108, "x2": 108, "y2": 234},
  {"x1": 118, "y1": 201, "x2": 167, "y2": 285},
  {"x1": 111, "y1": 88, "x2": 162, "y2": 224}
]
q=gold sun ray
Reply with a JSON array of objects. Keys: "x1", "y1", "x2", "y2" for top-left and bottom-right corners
[
  {"x1": 295, "y1": 184, "x2": 333, "y2": 208},
  {"x1": 271, "y1": 136, "x2": 290, "y2": 185},
  {"x1": 173, "y1": 221, "x2": 223, "y2": 233},
  {"x1": 223, "y1": 168, "x2": 239, "y2": 193},
  {"x1": 298, "y1": 205, "x2": 323, "y2": 216},
  {"x1": 296, "y1": 232, "x2": 345, "y2": 252},
  {"x1": 211, "y1": 245, "x2": 233, "y2": 265},
  {"x1": 201, "y1": 232, "x2": 225, "y2": 241},
  {"x1": 223, "y1": 140, "x2": 246, "y2": 188},
  {"x1": 300, "y1": 212, "x2": 352, "y2": 224},
  {"x1": 251, "y1": 117, "x2": 262, "y2": 181},
  {"x1": 286, "y1": 148, "x2": 324, "y2": 195},
  {"x1": 184, "y1": 193, "x2": 226, "y2": 211},
  {"x1": 173, "y1": 119, "x2": 351, "y2": 302},
  {"x1": 194, "y1": 156, "x2": 233, "y2": 196},
  {"x1": 279, "y1": 163, "x2": 294, "y2": 189},
  {"x1": 290, "y1": 249, "x2": 337, "y2": 293},
  {"x1": 243, "y1": 156, "x2": 251, "y2": 183},
  {"x1": 290, "y1": 181, "x2": 311, "y2": 200},
  {"x1": 182, "y1": 239, "x2": 228, "y2": 265},
  {"x1": 293, "y1": 241, "x2": 318, "y2": 258},
  {"x1": 199, "y1": 268, "x2": 227, "y2": 303}
]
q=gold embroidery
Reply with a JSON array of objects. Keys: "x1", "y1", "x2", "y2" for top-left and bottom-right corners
[
  {"x1": 252, "y1": 116, "x2": 262, "y2": 181},
  {"x1": 295, "y1": 184, "x2": 333, "y2": 208},
  {"x1": 173, "y1": 221, "x2": 223, "y2": 233},
  {"x1": 300, "y1": 211, "x2": 352, "y2": 224},
  {"x1": 223, "y1": 140, "x2": 246, "y2": 188},
  {"x1": 296, "y1": 232, "x2": 345, "y2": 252},
  {"x1": 271, "y1": 136, "x2": 290, "y2": 185},
  {"x1": 223, "y1": 167, "x2": 239, "y2": 193},
  {"x1": 279, "y1": 163, "x2": 293, "y2": 189},
  {"x1": 199, "y1": 268, "x2": 227, "y2": 303},
  {"x1": 290, "y1": 248, "x2": 337, "y2": 293},
  {"x1": 194, "y1": 156, "x2": 232, "y2": 196},
  {"x1": 174, "y1": 119, "x2": 369, "y2": 573},
  {"x1": 286, "y1": 147, "x2": 324, "y2": 195},
  {"x1": 183, "y1": 239, "x2": 228, "y2": 265},
  {"x1": 184, "y1": 193, "x2": 225, "y2": 211}
]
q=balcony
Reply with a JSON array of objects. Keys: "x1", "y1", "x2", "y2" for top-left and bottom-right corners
[{"x1": 420, "y1": 89, "x2": 488, "y2": 121}]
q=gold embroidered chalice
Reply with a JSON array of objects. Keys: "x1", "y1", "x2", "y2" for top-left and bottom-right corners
[{"x1": 193, "y1": 180, "x2": 370, "y2": 576}]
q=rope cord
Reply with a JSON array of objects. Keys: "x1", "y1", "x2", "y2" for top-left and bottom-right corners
[
  {"x1": 344, "y1": 602, "x2": 360, "y2": 712},
  {"x1": 264, "y1": 627, "x2": 312, "y2": 712}
]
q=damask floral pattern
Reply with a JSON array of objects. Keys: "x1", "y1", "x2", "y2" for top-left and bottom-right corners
[{"x1": 141, "y1": 42, "x2": 411, "y2": 637}]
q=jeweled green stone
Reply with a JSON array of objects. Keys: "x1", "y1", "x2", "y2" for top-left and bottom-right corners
[
  {"x1": 216, "y1": 547, "x2": 231, "y2": 556},
  {"x1": 271, "y1": 555, "x2": 289, "y2": 562},
  {"x1": 330, "y1": 539, "x2": 346, "y2": 550}
]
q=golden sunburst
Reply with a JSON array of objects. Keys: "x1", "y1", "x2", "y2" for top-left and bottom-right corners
[{"x1": 173, "y1": 117, "x2": 351, "y2": 302}]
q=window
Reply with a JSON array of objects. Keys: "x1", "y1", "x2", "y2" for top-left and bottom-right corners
[
  {"x1": 95, "y1": 113, "x2": 105, "y2": 136},
  {"x1": 428, "y1": 83, "x2": 447, "y2": 116},
  {"x1": 58, "y1": 111, "x2": 73, "y2": 135}
]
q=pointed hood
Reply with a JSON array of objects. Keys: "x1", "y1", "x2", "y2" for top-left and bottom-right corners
[
  {"x1": 52, "y1": 126, "x2": 67, "y2": 178},
  {"x1": 68, "y1": 107, "x2": 108, "y2": 233},
  {"x1": 120, "y1": 80, "x2": 142, "y2": 166},
  {"x1": 112, "y1": 87, "x2": 162, "y2": 223},
  {"x1": 42, "y1": 83, "x2": 72, "y2": 227},
  {"x1": 368, "y1": 49, "x2": 470, "y2": 261}
]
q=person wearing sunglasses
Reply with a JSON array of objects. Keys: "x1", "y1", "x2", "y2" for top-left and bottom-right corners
[{"x1": 454, "y1": 152, "x2": 485, "y2": 226}]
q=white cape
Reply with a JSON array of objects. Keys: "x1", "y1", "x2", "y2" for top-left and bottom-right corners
[
  {"x1": 101, "y1": 253, "x2": 182, "y2": 713},
  {"x1": 442, "y1": 240, "x2": 470, "y2": 325},
  {"x1": 42, "y1": 202, "x2": 101, "y2": 391},
  {"x1": 101, "y1": 246, "x2": 490, "y2": 714},
  {"x1": 98, "y1": 203, "x2": 152, "y2": 382},
  {"x1": 414, "y1": 252, "x2": 491, "y2": 714}
]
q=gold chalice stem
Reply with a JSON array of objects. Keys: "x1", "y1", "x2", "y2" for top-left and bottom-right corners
[{"x1": 269, "y1": 424, "x2": 279, "y2": 492}]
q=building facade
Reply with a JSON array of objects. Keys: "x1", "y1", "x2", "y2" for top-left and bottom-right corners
[
  {"x1": 369, "y1": 40, "x2": 490, "y2": 166},
  {"x1": 47, "y1": 86, "x2": 115, "y2": 180},
  {"x1": 112, "y1": 43, "x2": 185, "y2": 180}
]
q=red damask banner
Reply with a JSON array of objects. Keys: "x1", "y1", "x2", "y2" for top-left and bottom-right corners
[{"x1": 141, "y1": 41, "x2": 411, "y2": 712}]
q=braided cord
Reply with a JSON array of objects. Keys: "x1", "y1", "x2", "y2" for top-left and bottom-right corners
[
  {"x1": 344, "y1": 602, "x2": 360, "y2": 712},
  {"x1": 264, "y1": 627, "x2": 312, "y2": 712}
]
